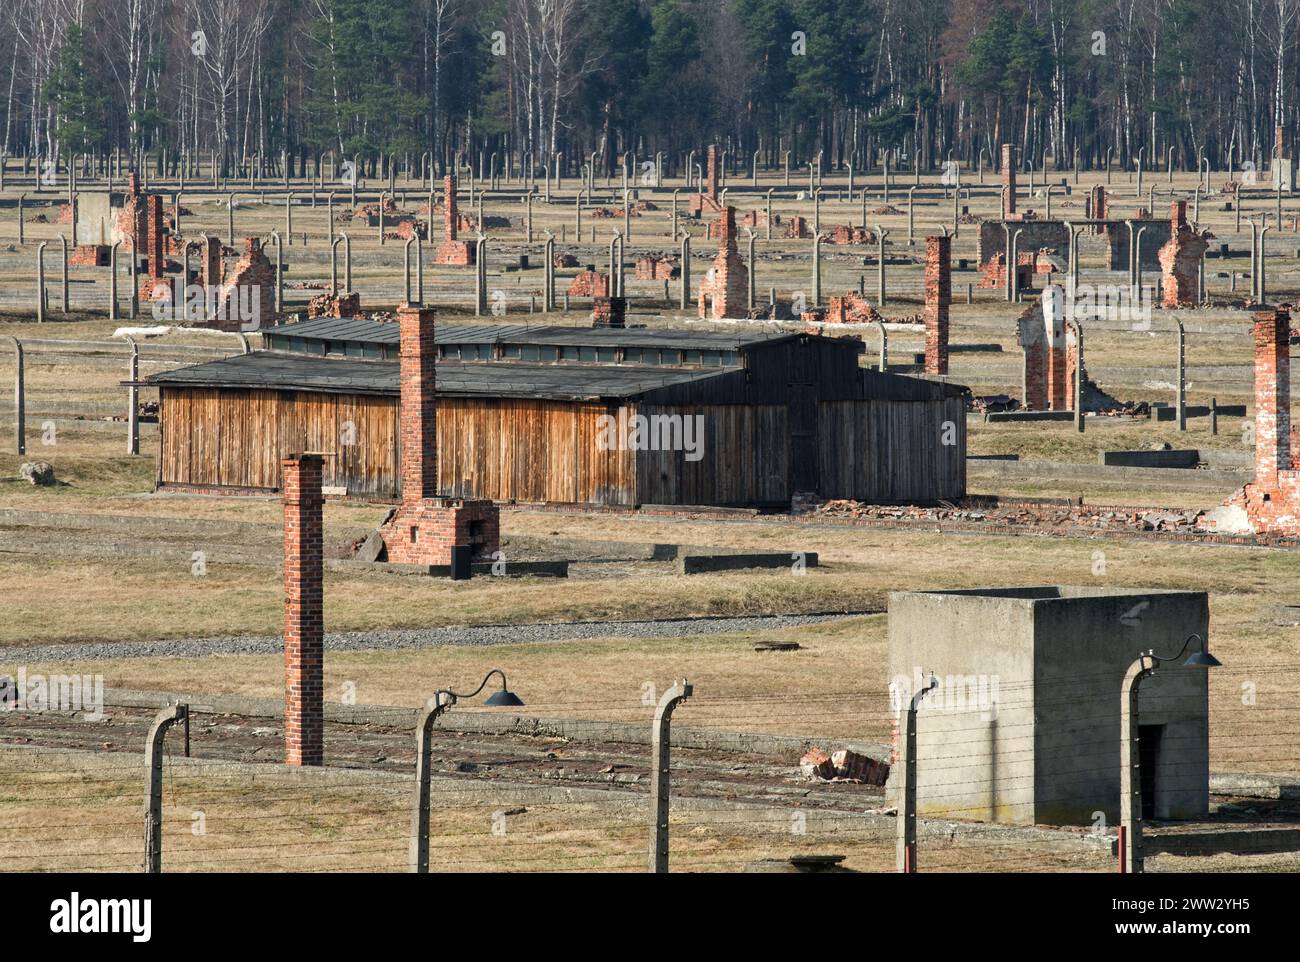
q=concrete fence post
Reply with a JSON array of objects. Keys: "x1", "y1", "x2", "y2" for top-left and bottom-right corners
[
  {"x1": 8, "y1": 337, "x2": 23, "y2": 455},
  {"x1": 1070, "y1": 319, "x2": 1085, "y2": 433},
  {"x1": 410, "y1": 692, "x2": 452, "y2": 873},
  {"x1": 875, "y1": 226, "x2": 888, "y2": 306},
  {"x1": 897, "y1": 673, "x2": 936, "y2": 872},
  {"x1": 649, "y1": 679, "x2": 693, "y2": 873},
  {"x1": 59, "y1": 235, "x2": 69, "y2": 313},
  {"x1": 1175, "y1": 319, "x2": 1187, "y2": 431},
  {"x1": 1120, "y1": 655, "x2": 1154, "y2": 873},
  {"x1": 109, "y1": 240, "x2": 122, "y2": 321},
  {"x1": 35, "y1": 242, "x2": 47, "y2": 323},
  {"x1": 126, "y1": 335, "x2": 140, "y2": 455},
  {"x1": 875, "y1": 319, "x2": 888, "y2": 372},
  {"x1": 144, "y1": 702, "x2": 189, "y2": 873},
  {"x1": 679, "y1": 234, "x2": 691, "y2": 310},
  {"x1": 475, "y1": 236, "x2": 488, "y2": 316}
]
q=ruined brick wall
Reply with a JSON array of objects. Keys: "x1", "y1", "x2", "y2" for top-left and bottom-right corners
[
  {"x1": 282, "y1": 454, "x2": 324, "y2": 767},
  {"x1": 976, "y1": 220, "x2": 1069, "y2": 268},
  {"x1": 697, "y1": 207, "x2": 749, "y2": 320},
  {"x1": 1157, "y1": 201, "x2": 1208, "y2": 308},
  {"x1": 1088, "y1": 186, "x2": 1108, "y2": 228},
  {"x1": 1207, "y1": 310, "x2": 1300, "y2": 535},
  {"x1": 215, "y1": 237, "x2": 275, "y2": 329},
  {"x1": 634, "y1": 256, "x2": 678, "y2": 280},
  {"x1": 568, "y1": 270, "x2": 610, "y2": 297},
  {"x1": 306, "y1": 290, "x2": 362, "y2": 319},
  {"x1": 824, "y1": 292, "x2": 883, "y2": 325},
  {"x1": 923, "y1": 235, "x2": 951, "y2": 375},
  {"x1": 785, "y1": 215, "x2": 812, "y2": 239},
  {"x1": 591, "y1": 296, "x2": 627, "y2": 328},
  {"x1": 1016, "y1": 292, "x2": 1070, "y2": 410}
]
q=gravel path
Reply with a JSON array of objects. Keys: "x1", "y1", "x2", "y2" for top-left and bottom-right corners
[{"x1": 5, "y1": 611, "x2": 874, "y2": 663}]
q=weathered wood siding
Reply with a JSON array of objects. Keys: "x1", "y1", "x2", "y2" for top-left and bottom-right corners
[
  {"x1": 159, "y1": 386, "x2": 400, "y2": 498},
  {"x1": 635, "y1": 403, "x2": 790, "y2": 506},
  {"x1": 436, "y1": 398, "x2": 636, "y2": 505},
  {"x1": 816, "y1": 397, "x2": 967, "y2": 502}
]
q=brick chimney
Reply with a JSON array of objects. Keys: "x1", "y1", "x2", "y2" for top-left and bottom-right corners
[
  {"x1": 378, "y1": 304, "x2": 502, "y2": 567},
  {"x1": 398, "y1": 303, "x2": 438, "y2": 503},
  {"x1": 706, "y1": 145, "x2": 720, "y2": 202},
  {"x1": 282, "y1": 454, "x2": 324, "y2": 766},
  {"x1": 1001, "y1": 144, "x2": 1017, "y2": 216},
  {"x1": 1254, "y1": 309, "x2": 1291, "y2": 483},
  {"x1": 443, "y1": 175, "x2": 458, "y2": 243},
  {"x1": 924, "y1": 235, "x2": 951, "y2": 375}
]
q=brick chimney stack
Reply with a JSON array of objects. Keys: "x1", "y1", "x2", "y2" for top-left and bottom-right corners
[
  {"x1": 706, "y1": 145, "x2": 720, "y2": 202},
  {"x1": 443, "y1": 175, "x2": 458, "y2": 242},
  {"x1": 1254, "y1": 309, "x2": 1291, "y2": 483},
  {"x1": 398, "y1": 304, "x2": 438, "y2": 503},
  {"x1": 282, "y1": 454, "x2": 324, "y2": 767},
  {"x1": 924, "y1": 235, "x2": 951, "y2": 375}
]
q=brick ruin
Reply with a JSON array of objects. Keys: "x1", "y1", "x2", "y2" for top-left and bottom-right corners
[
  {"x1": 1016, "y1": 292, "x2": 1072, "y2": 411},
  {"x1": 591, "y1": 296, "x2": 628, "y2": 328},
  {"x1": 1087, "y1": 185, "x2": 1108, "y2": 226},
  {"x1": 634, "y1": 255, "x2": 679, "y2": 280},
  {"x1": 697, "y1": 206, "x2": 749, "y2": 320},
  {"x1": 379, "y1": 304, "x2": 501, "y2": 565},
  {"x1": 829, "y1": 225, "x2": 875, "y2": 245},
  {"x1": 568, "y1": 270, "x2": 611, "y2": 298},
  {"x1": 307, "y1": 290, "x2": 363, "y2": 319},
  {"x1": 1157, "y1": 200, "x2": 1209, "y2": 308},
  {"x1": 812, "y1": 292, "x2": 883, "y2": 325},
  {"x1": 434, "y1": 175, "x2": 476, "y2": 266},
  {"x1": 209, "y1": 237, "x2": 276, "y2": 330},
  {"x1": 690, "y1": 144, "x2": 724, "y2": 216},
  {"x1": 785, "y1": 216, "x2": 812, "y2": 239},
  {"x1": 282, "y1": 453, "x2": 324, "y2": 767},
  {"x1": 924, "y1": 235, "x2": 951, "y2": 376},
  {"x1": 1203, "y1": 309, "x2": 1300, "y2": 536},
  {"x1": 138, "y1": 195, "x2": 173, "y2": 301}
]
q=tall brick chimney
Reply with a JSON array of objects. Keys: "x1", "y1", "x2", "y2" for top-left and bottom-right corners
[
  {"x1": 1001, "y1": 144, "x2": 1017, "y2": 216},
  {"x1": 1253, "y1": 308, "x2": 1291, "y2": 483},
  {"x1": 443, "y1": 175, "x2": 458, "y2": 243},
  {"x1": 1170, "y1": 199, "x2": 1187, "y2": 231},
  {"x1": 379, "y1": 303, "x2": 502, "y2": 566},
  {"x1": 706, "y1": 145, "x2": 720, "y2": 202},
  {"x1": 398, "y1": 304, "x2": 438, "y2": 502},
  {"x1": 282, "y1": 454, "x2": 324, "y2": 766},
  {"x1": 924, "y1": 235, "x2": 951, "y2": 375}
]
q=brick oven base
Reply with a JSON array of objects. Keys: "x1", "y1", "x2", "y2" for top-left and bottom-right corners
[{"x1": 380, "y1": 498, "x2": 500, "y2": 564}]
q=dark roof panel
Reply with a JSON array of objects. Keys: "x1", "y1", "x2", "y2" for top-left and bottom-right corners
[
  {"x1": 147, "y1": 352, "x2": 728, "y2": 401},
  {"x1": 262, "y1": 317, "x2": 783, "y2": 350}
]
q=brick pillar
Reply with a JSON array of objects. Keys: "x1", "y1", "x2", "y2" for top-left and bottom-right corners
[
  {"x1": 1254, "y1": 309, "x2": 1291, "y2": 483},
  {"x1": 1089, "y1": 185, "x2": 1107, "y2": 224},
  {"x1": 706, "y1": 145, "x2": 720, "y2": 202},
  {"x1": 1170, "y1": 199, "x2": 1187, "y2": 230},
  {"x1": 1001, "y1": 144, "x2": 1017, "y2": 215},
  {"x1": 146, "y1": 195, "x2": 165, "y2": 279},
  {"x1": 398, "y1": 303, "x2": 438, "y2": 503},
  {"x1": 443, "y1": 175, "x2": 458, "y2": 242},
  {"x1": 282, "y1": 454, "x2": 324, "y2": 767},
  {"x1": 924, "y1": 235, "x2": 951, "y2": 375},
  {"x1": 202, "y1": 235, "x2": 223, "y2": 290}
]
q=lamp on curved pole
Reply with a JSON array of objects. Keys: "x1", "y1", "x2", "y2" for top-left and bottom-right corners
[
  {"x1": 1120, "y1": 633, "x2": 1220, "y2": 873},
  {"x1": 410, "y1": 669, "x2": 523, "y2": 872}
]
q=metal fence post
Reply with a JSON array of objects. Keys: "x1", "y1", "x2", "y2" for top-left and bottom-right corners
[
  {"x1": 144, "y1": 702, "x2": 188, "y2": 873},
  {"x1": 897, "y1": 673, "x2": 936, "y2": 872},
  {"x1": 410, "y1": 693, "x2": 452, "y2": 873},
  {"x1": 648, "y1": 679, "x2": 693, "y2": 873}
]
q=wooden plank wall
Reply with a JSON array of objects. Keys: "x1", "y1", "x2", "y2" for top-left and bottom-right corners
[
  {"x1": 816, "y1": 397, "x2": 966, "y2": 503},
  {"x1": 635, "y1": 403, "x2": 790, "y2": 505},
  {"x1": 159, "y1": 387, "x2": 400, "y2": 498},
  {"x1": 436, "y1": 398, "x2": 636, "y2": 505}
]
